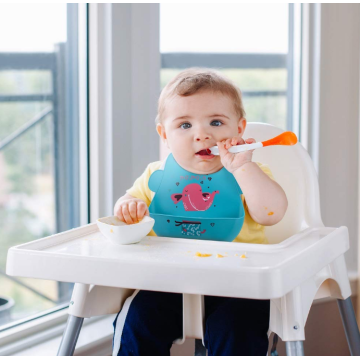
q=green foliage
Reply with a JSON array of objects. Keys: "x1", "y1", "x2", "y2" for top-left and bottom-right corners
[
  {"x1": 0, "y1": 204, "x2": 36, "y2": 269},
  {"x1": 0, "y1": 70, "x2": 51, "y2": 95},
  {"x1": 0, "y1": 70, "x2": 54, "y2": 271},
  {"x1": 1, "y1": 112, "x2": 53, "y2": 194},
  {"x1": 0, "y1": 65, "x2": 62, "y2": 325}
]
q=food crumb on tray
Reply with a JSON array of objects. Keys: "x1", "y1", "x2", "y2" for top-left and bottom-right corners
[{"x1": 195, "y1": 252, "x2": 212, "y2": 257}]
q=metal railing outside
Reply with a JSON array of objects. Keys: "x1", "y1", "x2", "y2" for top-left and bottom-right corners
[
  {"x1": 0, "y1": 51, "x2": 61, "y2": 307},
  {"x1": 0, "y1": 3, "x2": 83, "y2": 330}
]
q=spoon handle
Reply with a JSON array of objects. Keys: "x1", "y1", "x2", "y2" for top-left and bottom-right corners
[{"x1": 209, "y1": 142, "x2": 263, "y2": 155}]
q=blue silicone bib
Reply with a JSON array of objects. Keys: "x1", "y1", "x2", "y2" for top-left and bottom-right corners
[{"x1": 148, "y1": 153, "x2": 245, "y2": 242}]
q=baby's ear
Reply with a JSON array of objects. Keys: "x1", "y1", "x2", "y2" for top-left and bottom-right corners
[
  {"x1": 156, "y1": 123, "x2": 169, "y2": 147},
  {"x1": 238, "y1": 118, "x2": 246, "y2": 136},
  {"x1": 156, "y1": 123, "x2": 165, "y2": 139}
]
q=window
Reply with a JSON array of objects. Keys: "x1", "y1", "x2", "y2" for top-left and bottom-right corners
[
  {"x1": 160, "y1": 3, "x2": 300, "y2": 159},
  {"x1": 0, "y1": 4, "x2": 88, "y2": 330}
]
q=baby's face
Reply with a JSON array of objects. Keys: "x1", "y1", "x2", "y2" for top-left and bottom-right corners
[{"x1": 157, "y1": 91, "x2": 246, "y2": 174}]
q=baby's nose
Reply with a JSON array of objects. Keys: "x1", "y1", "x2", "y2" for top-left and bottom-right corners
[
  {"x1": 195, "y1": 131, "x2": 211, "y2": 141},
  {"x1": 195, "y1": 135, "x2": 210, "y2": 141}
]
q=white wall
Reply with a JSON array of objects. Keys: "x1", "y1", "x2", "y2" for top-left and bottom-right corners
[{"x1": 317, "y1": 4, "x2": 360, "y2": 273}]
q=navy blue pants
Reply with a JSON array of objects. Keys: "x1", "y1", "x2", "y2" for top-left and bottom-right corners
[{"x1": 113, "y1": 290, "x2": 270, "y2": 356}]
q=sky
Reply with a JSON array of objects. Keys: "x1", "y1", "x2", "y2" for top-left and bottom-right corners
[
  {"x1": 160, "y1": 3, "x2": 288, "y2": 53},
  {"x1": 0, "y1": 3, "x2": 288, "y2": 54},
  {"x1": 0, "y1": 4, "x2": 67, "y2": 52}
]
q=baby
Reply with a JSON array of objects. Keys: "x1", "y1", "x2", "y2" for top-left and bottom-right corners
[{"x1": 112, "y1": 68, "x2": 288, "y2": 356}]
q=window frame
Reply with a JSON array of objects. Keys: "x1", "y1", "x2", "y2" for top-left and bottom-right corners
[
  {"x1": 1, "y1": 3, "x2": 160, "y2": 352},
  {"x1": 0, "y1": 308, "x2": 114, "y2": 356},
  {"x1": 0, "y1": 1, "x2": 89, "y2": 339},
  {"x1": 88, "y1": 3, "x2": 160, "y2": 221}
]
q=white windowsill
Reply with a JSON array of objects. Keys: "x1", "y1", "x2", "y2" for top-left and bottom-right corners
[{"x1": 0, "y1": 311, "x2": 115, "y2": 356}]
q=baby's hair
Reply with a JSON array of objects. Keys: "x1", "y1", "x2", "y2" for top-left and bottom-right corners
[{"x1": 156, "y1": 68, "x2": 246, "y2": 123}]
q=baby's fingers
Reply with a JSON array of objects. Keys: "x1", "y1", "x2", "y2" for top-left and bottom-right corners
[
  {"x1": 137, "y1": 202, "x2": 148, "y2": 221},
  {"x1": 238, "y1": 137, "x2": 246, "y2": 145},
  {"x1": 122, "y1": 204, "x2": 134, "y2": 224},
  {"x1": 245, "y1": 138, "x2": 256, "y2": 144},
  {"x1": 217, "y1": 141, "x2": 228, "y2": 157},
  {"x1": 128, "y1": 201, "x2": 139, "y2": 223},
  {"x1": 115, "y1": 207, "x2": 125, "y2": 223},
  {"x1": 231, "y1": 137, "x2": 238, "y2": 146},
  {"x1": 224, "y1": 138, "x2": 232, "y2": 149}
]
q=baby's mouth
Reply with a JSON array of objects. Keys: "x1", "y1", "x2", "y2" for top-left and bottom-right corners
[{"x1": 195, "y1": 149, "x2": 211, "y2": 155}]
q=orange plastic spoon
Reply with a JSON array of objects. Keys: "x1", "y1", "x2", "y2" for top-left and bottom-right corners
[
  {"x1": 261, "y1": 131, "x2": 298, "y2": 147},
  {"x1": 209, "y1": 131, "x2": 298, "y2": 155}
]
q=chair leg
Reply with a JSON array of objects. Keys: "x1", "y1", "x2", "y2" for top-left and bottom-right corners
[
  {"x1": 285, "y1": 341, "x2": 304, "y2": 356},
  {"x1": 57, "y1": 315, "x2": 84, "y2": 356},
  {"x1": 194, "y1": 339, "x2": 207, "y2": 356},
  {"x1": 337, "y1": 297, "x2": 360, "y2": 356}
]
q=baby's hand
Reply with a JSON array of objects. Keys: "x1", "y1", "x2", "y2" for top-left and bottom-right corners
[
  {"x1": 114, "y1": 198, "x2": 149, "y2": 224},
  {"x1": 217, "y1": 136, "x2": 256, "y2": 174}
]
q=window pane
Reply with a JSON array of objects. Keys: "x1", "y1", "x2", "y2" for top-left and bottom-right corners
[
  {"x1": 161, "y1": 4, "x2": 288, "y2": 54},
  {"x1": 0, "y1": 4, "x2": 87, "y2": 329},
  {"x1": 0, "y1": 71, "x2": 52, "y2": 96},
  {"x1": 160, "y1": 3, "x2": 291, "y2": 161},
  {"x1": 0, "y1": 4, "x2": 66, "y2": 53}
]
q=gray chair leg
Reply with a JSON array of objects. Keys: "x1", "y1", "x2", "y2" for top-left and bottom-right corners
[
  {"x1": 57, "y1": 315, "x2": 84, "y2": 356},
  {"x1": 285, "y1": 341, "x2": 304, "y2": 356},
  {"x1": 195, "y1": 339, "x2": 207, "y2": 356},
  {"x1": 337, "y1": 297, "x2": 360, "y2": 356}
]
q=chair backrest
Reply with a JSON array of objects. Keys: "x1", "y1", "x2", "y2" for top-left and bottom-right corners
[{"x1": 244, "y1": 123, "x2": 324, "y2": 244}]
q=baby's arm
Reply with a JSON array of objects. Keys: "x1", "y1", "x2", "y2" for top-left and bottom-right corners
[
  {"x1": 233, "y1": 162, "x2": 287, "y2": 225},
  {"x1": 217, "y1": 137, "x2": 288, "y2": 226},
  {"x1": 114, "y1": 193, "x2": 149, "y2": 224}
]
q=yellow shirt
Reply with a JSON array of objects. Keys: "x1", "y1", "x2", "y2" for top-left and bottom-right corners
[{"x1": 127, "y1": 161, "x2": 275, "y2": 244}]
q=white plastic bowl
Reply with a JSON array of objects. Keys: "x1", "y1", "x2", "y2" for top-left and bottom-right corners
[{"x1": 97, "y1": 215, "x2": 155, "y2": 245}]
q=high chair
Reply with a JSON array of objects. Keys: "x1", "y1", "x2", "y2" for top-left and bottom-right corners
[{"x1": 6, "y1": 123, "x2": 360, "y2": 356}]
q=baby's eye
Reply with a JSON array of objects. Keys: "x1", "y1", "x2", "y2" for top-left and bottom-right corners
[
  {"x1": 210, "y1": 120, "x2": 223, "y2": 126},
  {"x1": 180, "y1": 122, "x2": 192, "y2": 129}
]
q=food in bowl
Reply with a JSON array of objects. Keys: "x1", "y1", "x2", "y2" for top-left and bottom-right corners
[{"x1": 97, "y1": 215, "x2": 155, "y2": 245}]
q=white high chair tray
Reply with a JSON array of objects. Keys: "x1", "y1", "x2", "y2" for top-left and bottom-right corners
[{"x1": 6, "y1": 223, "x2": 348, "y2": 300}]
